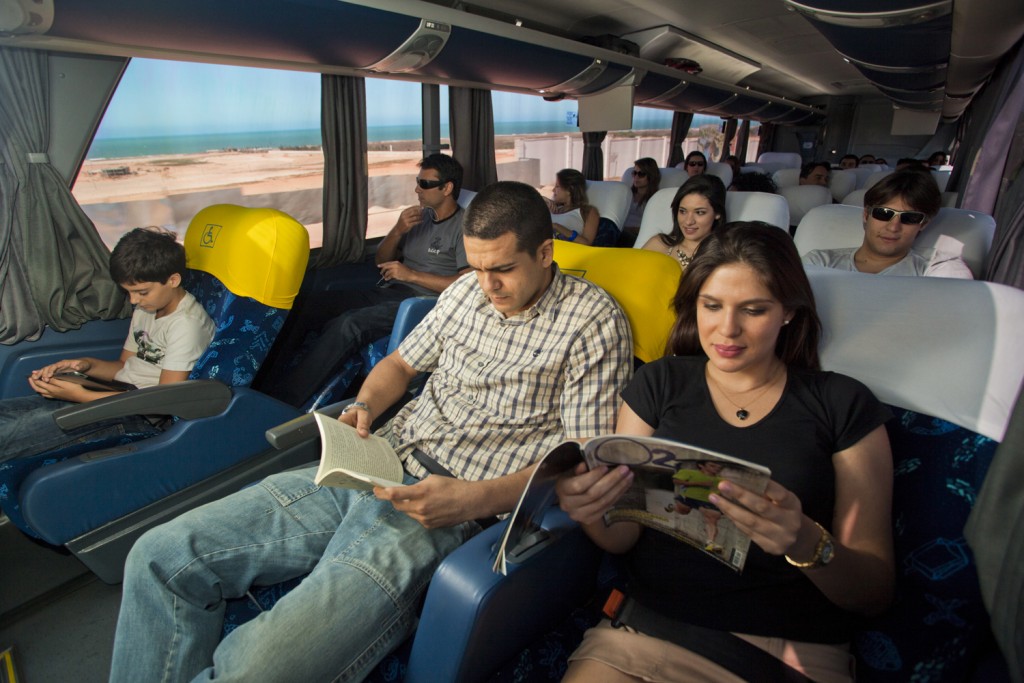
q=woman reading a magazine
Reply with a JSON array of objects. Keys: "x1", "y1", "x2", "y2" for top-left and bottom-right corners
[{"x1": 556, "y1": 222, "x2": 894, "y2": 683}]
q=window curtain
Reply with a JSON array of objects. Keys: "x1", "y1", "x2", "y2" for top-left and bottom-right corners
[
  {"x1": 0, "y1": 47, "x2": 129, "y2": 344},
  {"x1": 955, "y1": 39, "x2": 1024, "y2": 287},
  {"x1": 449, "y1": 87, "x2": 497, "y2": 192},
  {"x1": 719, "y1": 119, "x2": 738, "y2": 162},
  {"x1": 735, "y1": 120, "x2": 751, "y2": 164},
  {"x1": 755, "y1": 122, "x2": 776, "y2": 160},
  {"x1": 667, "y1": 112, "x2": 694, "y2": 167},
  {"x1": 316, "y1": 73, "x2": 367, "y2": 268},
  {"x1": 581, "y1": 131, "x2": 607, "y2": 180}
]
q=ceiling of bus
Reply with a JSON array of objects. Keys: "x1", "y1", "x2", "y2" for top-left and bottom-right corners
[{"x1": 1, "y1": 0, "x2": 1021, "y2": 123}]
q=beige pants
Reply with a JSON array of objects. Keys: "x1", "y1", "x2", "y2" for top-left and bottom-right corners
[{"x1": 567, "y1": 619, "x2": 854, "y2": 683}]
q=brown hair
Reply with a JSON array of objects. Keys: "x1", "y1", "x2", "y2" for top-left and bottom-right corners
[
  {"x1": 666, "y1": 222, "x2": 821, "y2": 370},
  {"x1": 632, "y1": 157, "x2": 661, "y2": 204},
  {"x1": 863, "y1": 169, "x2": 941, "y2": 219},
  {"x1": 659, "y1": 175, "x2": 727, "y2": 248}
]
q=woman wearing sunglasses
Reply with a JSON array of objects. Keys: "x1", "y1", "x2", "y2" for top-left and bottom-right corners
[
  {"x1": 545, "y1": 168, "x2": 601, "y2": 245},
  {"x1": 641, "y1": 175, "x2": 727, "y2": 272},
  {"x1": 680, "y1": 150, "x2": 708, "y2": 177},
  {"x1": 623, "y1": 158, "x2": 661, "y2": 243},
  {"x1": 802, "y1": 170, "x2": 973, "y2": 278}
]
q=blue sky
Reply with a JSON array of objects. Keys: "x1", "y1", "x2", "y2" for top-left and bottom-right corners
[{"x1": 96, "y1": 59, "x2": 682, "y2": 138}]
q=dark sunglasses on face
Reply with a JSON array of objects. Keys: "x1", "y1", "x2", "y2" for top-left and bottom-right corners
[
  {"x1": 870, "y1": 206, "x2": 927, "y2": 225},
  {"x1": 687, "y1": 161, "x2": 706, "y2": 167},
  {"x1": 634, "y1": 170, "x2": 648, "y2": 178},
  {"x1": 416, "y1": 178, "x2": 445, "y2": 190}
]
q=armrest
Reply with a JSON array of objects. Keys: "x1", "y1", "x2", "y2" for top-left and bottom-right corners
[
  {"x1": 265, "y1": 402, "x2": 346, "y2": 450},
  {"x1": 405, "y1": 507, "x2": 603, "y2": 683},
  {"x1": 52, "y1": 380, "x2": 232, "y2": 430}
]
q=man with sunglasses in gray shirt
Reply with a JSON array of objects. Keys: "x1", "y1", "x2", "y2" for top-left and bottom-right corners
[
  {"x1": 262, "y1": 153, "x2": 470, "y2": 407},
  {"x1": 802, "y1": 169, "x2": 973, "y2": 279}
]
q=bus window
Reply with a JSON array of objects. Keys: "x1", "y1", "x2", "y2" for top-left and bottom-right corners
[
  {"x1": 366, "y1": 78, "x2": 423, "y2": 239},
  {"x1": 72, "y1": 59, "x2": 324, "y2": 248}
]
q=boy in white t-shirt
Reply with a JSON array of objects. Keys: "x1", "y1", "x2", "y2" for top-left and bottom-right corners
[{"x1": 0, "y1": 227, "x2": 215, "y2": 463}]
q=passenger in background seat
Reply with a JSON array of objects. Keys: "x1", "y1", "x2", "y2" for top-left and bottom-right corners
[
  {"x1": 622, "y1": 157, "x2": 661, "y2": 243},
  {"x1": 799, "y1": 161, "x2": 831, "y2": 187},
  {"x1": 728, "y1": 172, "x2": 777, "y2": 194},
  {"x1": 802, "y1": 170, "x2": 973, "y2": 278},
  {"x1": 838, "y1": 154, "x2": 859, "y2": 170},
  {"x1": 682, "y1": 150, "x2": 708, "y2": 177},
  {"x1": 262, "y1": 154, "x2": 470, "y2": 407},
  {"x1": 0, "y1": 227, "x2": 215, "y2": 463},
  {"x1": 642, "y1": 175, "x2": 727, "y2": 272},
  {"x1": 545, "y1": 168, "x2": 600, "y2": 245},
  {"x1": 109, "y1": 181, "x2": 634, "y2": 683}
]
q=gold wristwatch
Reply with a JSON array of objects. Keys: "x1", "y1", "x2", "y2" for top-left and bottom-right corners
[{"x1": 785, "y1": 521, "x2": 835, "y2": 569}]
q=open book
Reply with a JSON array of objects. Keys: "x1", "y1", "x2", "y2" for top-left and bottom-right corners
[
  {"x1": 312, "y1": 412, "x2": 405, "y2": 490},
  {"x1": 493, "y1": 435, "x2": 771, "y2": 575}
]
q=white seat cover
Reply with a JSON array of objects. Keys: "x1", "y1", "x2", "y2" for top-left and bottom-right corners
[
  {"x1": 772, "y1": 168, "x2": 801, "y2": 189},
  {"x1": 778, "y1": 185, "x2": 832, "y2": 227},
  {"x1": 585, "y1": 180, "x2": 631, "y2": 230},
  {"x1": 705, "y1": 161, "x2": 733, "y2": 189},
  {"x1": 829, "y1": 169, "x2": 857, "y2": 203},
  {"x1": 725, "y1": 191, "x2": 790, "y2": 231}
]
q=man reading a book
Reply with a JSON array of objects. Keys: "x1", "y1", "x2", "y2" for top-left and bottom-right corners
[
  {"x1": 0, "y1": 227, "x2": 215, "y2": 464},
  {"x1": 110, "y1": 181, "x2": 634, "y2": 683}
]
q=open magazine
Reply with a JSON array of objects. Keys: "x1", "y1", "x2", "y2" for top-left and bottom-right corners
[
  {"x1": 493, "y1": 435, "x2": 771, "y2": 575},
  {"x1": 312, "y1": 412, "x2": 405, "y2": 490}
]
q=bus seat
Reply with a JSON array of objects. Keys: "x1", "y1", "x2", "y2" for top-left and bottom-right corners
[
  {"x1": 303, "y1": 296, "x2": 438, "y2": 412},
  {"x1": 932, "y1": 169, "x2": 952, "y2": 192},
  {"x1": 411, "y1": 269, "x2": 1024, "y2": 683},
  {"x1": 794, "y1": 204, "x2": 864, "y2": 256},
  {"x1": 740, "y1": 164, "x2": 765, "y2": 175},
  {"x1": 584, "y1": 180, "x2": 631, "y2": 246},
  {"x1": 771, "y1": 167, "x2": 800, "y2": 188},
  {"x1": 779, "y1": 184, "x2": 832, "y2": 228},
  {"x1": 863, "y1": 169, "x2": 892, "y2": 192},
  {"x1": 0, "y1": 204, "x2": 310, "y2": 582},
  {"x1": 829, "y1": 169, "x2": 857, "y2": 202},
  {"x1": 756, "y1": 152, "x2": 801, "y2": 176},
  {"x1": 704, "y1": 161, "x2": 733, "y2": 188},
  {"x1": 942, "y1": 191, "x2": 958, "y2": 208},
  {"x1": 725, "y1": 191, "x2": 790, "y2": 231},
  {"x1": 457, "y1": 188, "x2": 476, "y2": 208},
  {"x1": 795, "y1": 205, "x2": 995, "y2": 276},
  {"x1": 553, "y1": 242, "x2": 677, "y2": 364},
  {"x1": 842, "y1": 188, "x2": 867, "y2": 206},
  {"x1": 631, "y1": 187, "x2": 677, "y2": 249},
  {"x1": 853, "y1": 165, "x2": 884, "y2": 189}
]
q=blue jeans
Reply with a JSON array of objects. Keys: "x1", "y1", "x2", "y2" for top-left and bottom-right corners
[
  {"x1": 110, "y1": 466, "x2": 477, "y2": 683},
  {"x1": 0, "y1": 394, "x2": 160, "y2": 463}
]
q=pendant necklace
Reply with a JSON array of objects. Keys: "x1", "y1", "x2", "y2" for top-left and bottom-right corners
[
  {"x1": 706, "y1": 365, "x2": 784, "y2": 421},
  {"x1": 671, "y1": 246, "x2": 693, "y2": 269}
]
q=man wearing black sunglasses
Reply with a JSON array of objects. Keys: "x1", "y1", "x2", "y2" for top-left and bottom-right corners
[
  {"x1": 262, "y1": 154, "x2": 471, "y2": 407},
  {"x1": 802, "y1": 170, "x2": 973, "y2": 278}
]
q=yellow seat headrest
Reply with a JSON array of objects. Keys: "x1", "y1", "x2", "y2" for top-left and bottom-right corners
[
  {"x1": 554, "y1": 241, "x2": 680, "y2": 363},
  {"x1": 184, "y1": 204, "x2": 310, "y2": 310}
]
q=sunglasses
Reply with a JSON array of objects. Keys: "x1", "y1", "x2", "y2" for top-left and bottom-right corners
[
  {"x1": 416, "y1": 178, "x2": 445, "y2": 190},
  {"x1": 634, "y1": 170, "x2": 648, "y2": 178},
  {"x1": 687, "y1": 161, "x2": 706, "y2": 167},
  {"x1": 869, "y1": 206, "x2": 927, "y2": 225}
]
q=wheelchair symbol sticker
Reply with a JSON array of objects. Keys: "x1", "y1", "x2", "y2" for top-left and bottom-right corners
[{"x1": 201, "y1": 223, "x2": 223, "y2": 248}]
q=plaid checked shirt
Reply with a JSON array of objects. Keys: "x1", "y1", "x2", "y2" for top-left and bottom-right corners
[{"x1": 386, "y1": 265, "x2": 633, "y2": 482}]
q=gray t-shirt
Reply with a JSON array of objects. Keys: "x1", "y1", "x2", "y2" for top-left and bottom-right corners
[
  {"x1": 398, "y1": 206, "x2": 468, "y2": 295},
  {"x1": 802, "y1": 247, "x2": 973, "y2": 279}
]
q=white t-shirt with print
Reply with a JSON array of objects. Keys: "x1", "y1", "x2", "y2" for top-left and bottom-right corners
[{"x1": 115, "y1": 291, "x2": 216, "y2": 388}]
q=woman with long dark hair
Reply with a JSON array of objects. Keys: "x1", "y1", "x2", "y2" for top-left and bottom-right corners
[
  {"x1": 557, "y1": 223, "x2": 895, "y2": 683},
  {"x1": 642, "y1": 175, "x2": 726, "y2": 271}
]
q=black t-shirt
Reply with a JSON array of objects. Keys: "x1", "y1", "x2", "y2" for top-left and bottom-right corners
[{"x1": 621, "y1": 356, "x2": 891, "y2": 643}]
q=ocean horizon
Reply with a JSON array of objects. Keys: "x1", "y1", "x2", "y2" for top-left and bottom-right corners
[{"x1": 87, "y1": 117, "x2": 717, "y2": 160}]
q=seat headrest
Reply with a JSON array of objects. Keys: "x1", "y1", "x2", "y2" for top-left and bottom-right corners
[
  {"x1": 184, "y1": 204, "x2": 310, "y2": 309},
  {"x1": 808, "y1": 266, "x2": 1024, "y2": 441},
  {"x1": 554, "y1": 241, "x2": 679, "y2": 364}
]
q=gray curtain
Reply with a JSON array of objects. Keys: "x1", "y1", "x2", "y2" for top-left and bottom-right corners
[
  {"x1": 954, "y1": 39, "x2": 1024, "y2": 287},
  {"x1": 667, "y1": 112, "x2": 694, "y2": 167},
  {"x1": 756, "y1": 122, "x2": 776, "y2": 160},
  {"x1": 0, "y1": 47, "x2": 128, "y2": 344},
  {"x1": 317, "y1": 73, "x2": 367, "y2": 268},
  {"x1": 719, "y1": 119, "x2": 738, "y2": 162},
  {"x1": 581, "y1": 131, "x2": 606, "y2": 180},
  {"x1": 735, "y1": 119, "x2": 751, "y2": 164},
  {"x1": 449, "y1": 87, "x2": 497, "y2": 192}
]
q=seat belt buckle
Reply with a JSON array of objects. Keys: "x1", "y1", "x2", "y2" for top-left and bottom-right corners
[{"x1": 602, "y1": 588, "x2": 627, "y2": 627}]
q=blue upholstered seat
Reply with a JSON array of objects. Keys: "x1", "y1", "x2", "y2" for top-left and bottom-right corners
[{"x1": 0, "y1": 205, "x2": 309, "y2": 580}]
